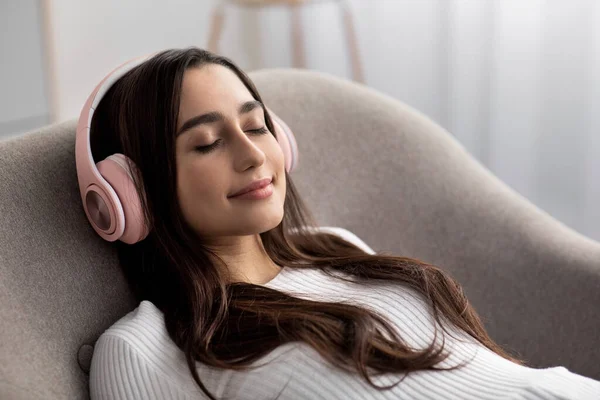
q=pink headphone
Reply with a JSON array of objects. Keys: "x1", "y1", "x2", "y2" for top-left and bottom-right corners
[{"x1": 75, "y1": 53, "x2": 299, "y2": 245}]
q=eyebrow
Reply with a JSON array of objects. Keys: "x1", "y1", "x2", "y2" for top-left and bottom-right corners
[{"x1": 176, "y1": 100, "x2": 264, "y2": 137}]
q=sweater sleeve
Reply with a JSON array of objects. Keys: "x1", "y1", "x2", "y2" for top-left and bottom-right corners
[
  {"x1": 507, "y1": 366, "x2": 600, "y2": 399},
  {"x1": 89, "y1": 334, "x2": 196, "y2": 400},
  {"x1": 89, "y1": 332, "x2": 299, "y2": 400}
]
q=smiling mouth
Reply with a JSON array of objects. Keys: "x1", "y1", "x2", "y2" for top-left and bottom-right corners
[
  {"x1": 229, "y1": 176, "x2": 274, "y2": 197},
  {"x1": 228, "y1": 176, "x2": 276, "y2": 200}
]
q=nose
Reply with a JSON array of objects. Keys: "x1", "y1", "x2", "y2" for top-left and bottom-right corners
[{"x1": 229, "y1": 124, "x2": 267, "y2": 171}]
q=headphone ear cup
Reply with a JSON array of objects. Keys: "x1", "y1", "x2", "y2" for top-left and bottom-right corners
[{"x1": 96, "y1": 154, "x2": 150, "y2": 244}]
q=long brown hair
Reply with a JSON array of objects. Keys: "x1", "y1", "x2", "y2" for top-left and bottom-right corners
[{"x1": 90, "y1": 47, "x2": 526, "y2": 400}]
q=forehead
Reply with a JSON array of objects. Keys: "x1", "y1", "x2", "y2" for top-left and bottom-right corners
[{"x1": 179, "y1": 64, "x2": 253, "y2": 114}]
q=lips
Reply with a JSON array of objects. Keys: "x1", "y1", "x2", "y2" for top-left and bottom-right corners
[{"x1": 229, "y1": 177, "x2": 273, "y2": 197}]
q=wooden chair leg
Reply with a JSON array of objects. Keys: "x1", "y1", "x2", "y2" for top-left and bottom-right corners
[
  {"x1": 340, "y1": 0, "x2": 364, "y2": 83},
  {"x1": 290, "y1": 4, "x2": 306, "y2": 69},
  {"x1": 207, "y1": 3, "x2": 226, "y2": 54}
]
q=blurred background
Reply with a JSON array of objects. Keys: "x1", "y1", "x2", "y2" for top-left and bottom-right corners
[{"x1": 3, "y1": 0, "x2": 600, "y2": 242}]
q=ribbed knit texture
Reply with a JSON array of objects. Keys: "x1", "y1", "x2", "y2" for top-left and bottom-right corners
[{"x1": 89, "y1": 228, "x2": 600, "y2": 399}]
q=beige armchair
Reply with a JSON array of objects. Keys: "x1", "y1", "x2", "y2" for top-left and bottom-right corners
[{"x1": 2, "y1": 68, "x2": 599, "y2": 399}]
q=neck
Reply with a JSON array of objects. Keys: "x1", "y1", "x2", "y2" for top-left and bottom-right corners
[{"x1": 202, "y1": 233, "x2": 282, "y2": 285}]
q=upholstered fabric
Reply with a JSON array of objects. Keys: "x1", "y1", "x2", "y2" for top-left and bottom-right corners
[{"x1": 2, "y1": 68, "x2": 600, "y2": 399}]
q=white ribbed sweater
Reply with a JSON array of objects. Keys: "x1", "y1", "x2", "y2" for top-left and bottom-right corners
[{"x1": 89, "y1": 227, "x2": 600, "y2": 399}]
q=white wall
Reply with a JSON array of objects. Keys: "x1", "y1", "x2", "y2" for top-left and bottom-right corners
[
  {"x1": 47, "y1": 0, "x2": 217, "y2": 122},
  {"x1": 0, "y1": 1, "x2": 49, "y2": 138}
]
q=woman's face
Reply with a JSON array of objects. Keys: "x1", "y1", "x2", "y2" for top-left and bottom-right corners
[{"x1": 174, "y1": 64, "x2": 286, "y2": 242}]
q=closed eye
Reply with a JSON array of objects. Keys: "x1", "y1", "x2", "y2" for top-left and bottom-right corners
[{"x1": 194, "y1": 127, "x2": 270, "y2": 154}]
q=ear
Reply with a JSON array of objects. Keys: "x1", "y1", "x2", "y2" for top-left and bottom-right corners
[{"x1": 264, "y1": 106, "x2": 299, "y2": 173}]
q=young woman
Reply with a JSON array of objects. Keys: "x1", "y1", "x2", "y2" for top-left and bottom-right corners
[{"x1": 86, "y1": 47, "x2": 600, "y2": 399}]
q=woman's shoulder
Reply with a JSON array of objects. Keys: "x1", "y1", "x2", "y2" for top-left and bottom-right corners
[
  {"x1": 90, "y1": 301, "x2": 208, "y2": 398},
  {"x1": 92, "y1": 301, "x2": 195, "y2": 381},
  {"x1": 291, "y1": 225, "x2": 376, "y2": 255},
  {"x1": 96, "y1": 300, "x2": 170, "y2": 356},
  {"x1": 103, "y1": 300, "x2": 163, "y2": 335}
]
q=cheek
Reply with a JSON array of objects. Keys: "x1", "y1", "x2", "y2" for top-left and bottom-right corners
[
  {"x1": 182, "y1": 171, "x2": 221, "y2": 199},
  {"x1": 177, "y1": 162, "x2": 225, "y2": 211},
  {"x1": 271, "y1": 146, "x2": 287, "y2": 193},
  {"x1": 269, "y1": 140, "x2": 286, "y2": 172}
]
